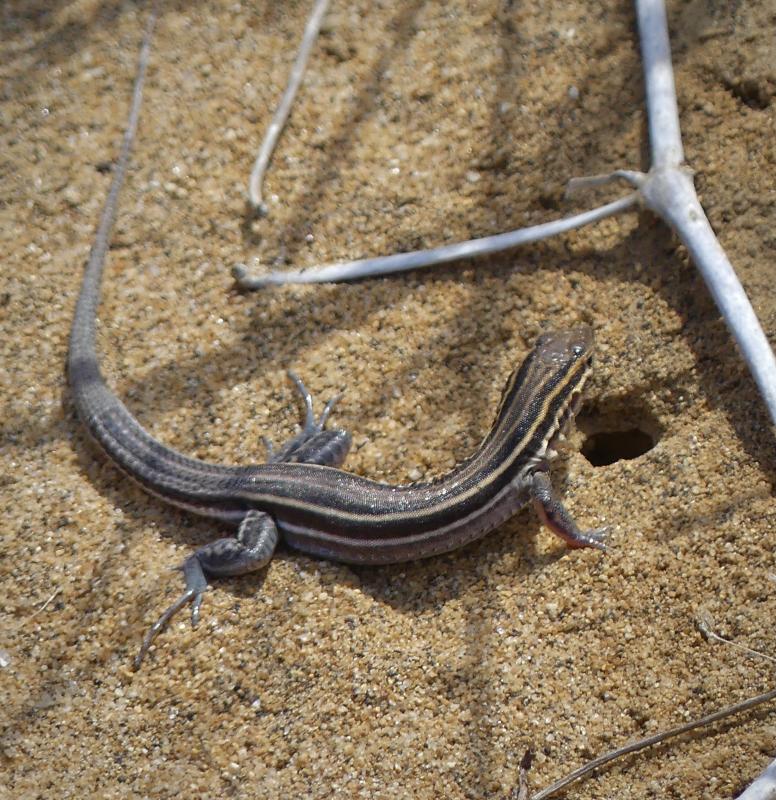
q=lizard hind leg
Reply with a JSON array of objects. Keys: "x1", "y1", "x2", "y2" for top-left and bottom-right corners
[{"x1": 134, "y1": 510, "x2": 278, "y2": 669}]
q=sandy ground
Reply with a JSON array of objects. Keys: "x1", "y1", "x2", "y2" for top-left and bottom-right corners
[{"x1": 2, "y1": 1, "x2": 775, "y2": 798}]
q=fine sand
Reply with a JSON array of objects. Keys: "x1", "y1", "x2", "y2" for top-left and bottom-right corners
[{"x1": 2, "y1": 2, "x2": 774, "y2": 797}]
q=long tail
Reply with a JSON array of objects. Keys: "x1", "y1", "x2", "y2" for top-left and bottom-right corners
[{"x1": 68, "y1": 4, "x2": 159, "y2": 401}]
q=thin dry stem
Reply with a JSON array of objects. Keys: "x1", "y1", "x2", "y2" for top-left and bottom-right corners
[
  {"x1": 247, "y1": 0, "x2": 331, "y2": 215},
  {"x1": 25, "y1": 588, "x2": 61, "y2": 623},
  {"x1": 696, "y1": 608, "x2": 776, "y2": 666},
  {"x1": 232, "y1": 194, "x2": 638, "y2": 287},
  {"x1": 528, "y1": 686, "x2": 776, "y2": 800}
]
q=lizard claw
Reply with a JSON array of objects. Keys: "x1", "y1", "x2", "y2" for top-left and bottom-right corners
[{"x1": 133, "y1": 555, "x2": 209, "y2": 670}]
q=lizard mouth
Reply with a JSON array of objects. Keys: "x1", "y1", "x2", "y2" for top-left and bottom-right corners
[{"x1": 542, "y1": 360, "x2": 591, "y2": 460}]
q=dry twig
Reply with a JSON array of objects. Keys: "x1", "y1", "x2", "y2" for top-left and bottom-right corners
[
  {"x1": 247, "y1": 0, "x2": 331, "y2": 216},
  {"x1": 522, "y1": 686, "x2": 776, "y2": 799},
  {"x1": 519, "y1": 608, "x2": 776, "y2": 798}
]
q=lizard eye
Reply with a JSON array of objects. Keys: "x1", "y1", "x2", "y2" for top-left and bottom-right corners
[{"x1": 572, "y1": 345, "x2": 584, "y2": 357}]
